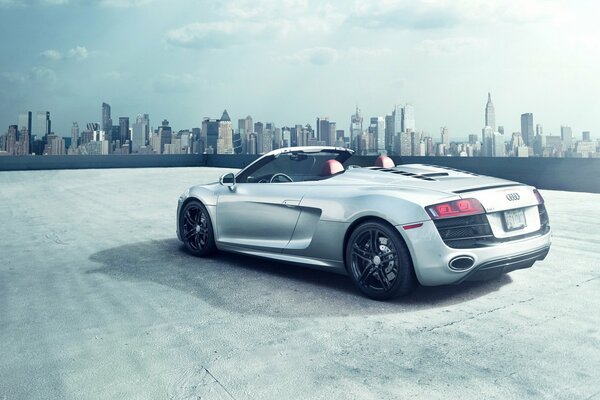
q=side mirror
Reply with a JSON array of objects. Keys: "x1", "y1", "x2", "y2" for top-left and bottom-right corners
[{"x1": 219, "y1": 172, "x2": 236, "y2": 191}]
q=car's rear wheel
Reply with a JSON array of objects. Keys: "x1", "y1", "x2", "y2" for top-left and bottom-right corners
[
  {"x1": 180, "y1": 200, "x2": 216, "y2": 256},
  {"x1": 346, "y1": 221, "x2": 416, "y2": 300}
]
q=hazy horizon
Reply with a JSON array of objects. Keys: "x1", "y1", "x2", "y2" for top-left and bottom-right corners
[{"x1": 0, "y1": 0, "x2": 598, "y2": 140}]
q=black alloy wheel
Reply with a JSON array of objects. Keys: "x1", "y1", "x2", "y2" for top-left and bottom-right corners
[
  {"x1": 346, "y1": 221, "x2": 416, "y2": 300},
  {"x1": 180, "y1": 200, "x2": 216, "y2": 256}
]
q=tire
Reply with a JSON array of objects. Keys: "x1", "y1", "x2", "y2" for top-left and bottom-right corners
[
  {"x1": 345, "y1": 221, "x2": 416, "y2": 300},
  {"x1": 179, "y1": 200, "x2": 217, "y2": 256}
]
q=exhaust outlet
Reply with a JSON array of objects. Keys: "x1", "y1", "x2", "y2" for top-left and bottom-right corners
[{"x1": 449, "y1": 256, "x2": 475, "y2": 271}]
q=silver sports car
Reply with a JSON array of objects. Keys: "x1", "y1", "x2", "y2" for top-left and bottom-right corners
[{"x1": 177, "y1": 146, "x2": 551, "y2": 300}]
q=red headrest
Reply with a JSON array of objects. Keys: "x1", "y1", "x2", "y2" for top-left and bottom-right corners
[
  {"x1": 375, "y1": 155, "x2": 395, "y2": 168},
  {"x1": 322, "y1": 159, "x2": 344, "y2": 176}
]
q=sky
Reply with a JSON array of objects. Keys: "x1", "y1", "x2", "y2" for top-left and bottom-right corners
[{"x1": 0, "y1": 0, "x2": 599, "y2": 141}]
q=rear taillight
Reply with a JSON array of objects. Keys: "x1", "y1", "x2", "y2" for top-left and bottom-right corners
[
  {"x1": 426, "y1": 198, "x2": 485, "y2": 220},
  {"x1": 533, "y1": 189, "x2": 544, "y2": 204}
]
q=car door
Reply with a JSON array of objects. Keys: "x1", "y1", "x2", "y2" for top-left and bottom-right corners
[{"x1": 216, "y1": 183, "x2": 304, "y2": 251}]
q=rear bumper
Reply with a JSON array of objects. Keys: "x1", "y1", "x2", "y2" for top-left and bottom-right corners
[
  {"x1": 399, "y1": 220, "x2": 552, "y2": 286},
  {"x1": 458, "y1": 246, "x2": 549, "y2": 283}
]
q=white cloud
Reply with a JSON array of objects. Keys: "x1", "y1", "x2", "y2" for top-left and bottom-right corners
[
  {"x1": 347, "y1": 0, "x2": 563, "y2": 30},
  {"x1": 40, "y1": 46, "x2": 91, "y2": 61},
  {"x1": 165, "y1": 22, "x2": 250, "y2": 49},
  {"x1": 28, "y1": 66, "x2": 57, "y2": 83},
  {"x1": 67, "y1": 46, "x2": 89, "y2": 60},
  {"x1": 40, "y1": 49, "x2": 62, "y2": 60},
  {"x1": 165, "y1": 1, "x2": 342, "y2": 49}
]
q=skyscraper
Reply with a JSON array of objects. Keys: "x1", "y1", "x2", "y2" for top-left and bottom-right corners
[
  {"x1": 102, "y1": 102, "x2": 112, "y2": 134},
  {"x1": 402, "y1": 104, "x2": 415, "y2": 132},
  {"x1": 441, "y1": 127, "x2": 449, "y2": 147},
  {"x1": 18, "y1": 111, "x2": 32, "y2": 154},
  {"x1": 350, "y1": 107, "x2": 363, "y2": 152},
  {"x1": 131, "y1": 114, "x2": 146, "y2": 153},
  {"x1": 392, "y1": 104, "x2": 403, "y2": 134},
  {"x1": 485, "y1": 93, "x2": 495, "y2": 131},
  {"x1": 560, "y1": 125, "x2": 573, "y2": 150},
  {"x1": 119, "y1": 117, "x2": 130, "y2": 151},
  {"x1": 317, "y1": 117, "x2": 332, "y2": 145},
  {"x1": 482, "y1": 126, "x2": 494, "y2": 157},
  {"x1": 369, "y1": 116, "x2": 386, "y2": 154},
  {"x1": 35, "y1": 111, "x2": 50, "y2": 141},
  {"x1": 520, "y1": 113, "x2": 534, "y2": 146},
  {"x1": 217, "y1": 109, "x2": 233, "y2": 154},
  {"x1": 71, "y1": 122, "x2": 79, "y2": 150},
  {"x1": 582, "y1": 131, "x2": 591, "y2": 141}
]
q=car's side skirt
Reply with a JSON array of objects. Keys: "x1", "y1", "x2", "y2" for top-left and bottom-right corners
[{"x1": 215, "y1": 242, "x2": 348, "y2": 275}]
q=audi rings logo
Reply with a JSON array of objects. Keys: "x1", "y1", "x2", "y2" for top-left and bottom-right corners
[{"x1": 506, "y1": 193, "x2": 520, "y2": 201}]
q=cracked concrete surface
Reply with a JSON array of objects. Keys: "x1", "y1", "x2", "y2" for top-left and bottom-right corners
[{"x1": 0, "y1": 167, "x2": 599, "y2": 399}]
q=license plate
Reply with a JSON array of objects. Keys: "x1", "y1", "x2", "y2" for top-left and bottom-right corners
[{"x1": 503, "y1": 209, "x2": 527, "y2": 231}]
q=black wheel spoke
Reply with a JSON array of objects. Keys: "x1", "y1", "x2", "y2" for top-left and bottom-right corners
[
  {"x1": 370, "y1": 230, "x2": 379, "y2": 254},
  {"x1": 353, "y1": 243, "x2": 371, "y2": 258},
  {"x1": 352, "y1": 247, "x2": 372, "y2": 263},
  {"x1": 377, "y1": 269, "x2": 391, "y2": 289},
  {"x1": 184, "y1": 213, "x2": 195, "y2": 226},
  {"x1": 184, "y1": 229, "x2": 196, "y2": 239},
  {"x1": 358, "y1": 263, "x2": 376, "y2": 284}
]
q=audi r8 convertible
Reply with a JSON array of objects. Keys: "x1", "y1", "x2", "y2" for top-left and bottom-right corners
[{"x1": 177, "y1": 146, "x2": 551, "y2": 300}]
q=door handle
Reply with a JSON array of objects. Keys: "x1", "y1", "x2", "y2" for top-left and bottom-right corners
[{"x1": 282, "y1": 200, "x2": 301, "y2": 208}]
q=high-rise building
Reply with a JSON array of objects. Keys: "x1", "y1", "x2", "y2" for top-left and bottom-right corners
[
  {"x1": 561, "y1": 125, "x2": 573, "y2": 150},
  {"x1": 369, "y1": 117, "x2": 386, "y2": 154},
  {"x1": 35, "y1": 111, "x2": 51, "y2": 141},
  {"x1": 402, "y1": 104, "x2": 415, "y2": 132},
  {"x1": 131, "y1": 114, "x2": 147, "y2": 153},
  {"x1": 441, "y1": 127, "x2": 449, "y2": 147},
  {"x1": 485, "y1": 93, "x2": 496, "y2": 131},
  {"x1": 384, "y1": 114, "x2": 394, "y2": 153},
  {"x1": 482, "y1": 126, "x2": 494, "y2": 156},
  {"x1": 17, "y1": 111, "x2": 32, "y2": 152},
  {"x1": 521, "y1": 113, "x2": 534, "y2": 146},
  {"x1": 350, "y1": 107, "x2": 363, "y2": 152},
  {"x1": 392, "y1": 104, "x2": 403, "y2": 135},
  {"x1": 119, "y1": 117, "x2": 130, "y2": 152},
  {"x1": 102, "y1": 102, "x2": 112, "y2": 134},
  {"x1": 5, "y1": 125, "x2": 18, "y2": 155},
  {"x1": 493, "y1": 132, "x2": 505, "y2": 157},
  {"x1": 217, "y1": 109, "x2": 233, "y2": 154},
  {"x1": 536, "y1": 124, "x2": 543, "y2": 136},
  {"x1": 201, "y1": 118, "x2": 218, "y2": 154},
  {"x1": 582, "y1": 131, "x2": 591, "y2": 141},
  {"x1": 317, "y1": 117, "x2": 332, "y2": 145},
  {"x1": 71, "y1": 122, "x2": 79, "y2": 150},
  {"x1": 158, "y1": 119, "x2": 172, "y2": 154}
]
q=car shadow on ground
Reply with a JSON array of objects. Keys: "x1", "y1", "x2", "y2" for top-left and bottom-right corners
[{"x1": 88, "y1": 238, "x2": 513, "y2": 317}]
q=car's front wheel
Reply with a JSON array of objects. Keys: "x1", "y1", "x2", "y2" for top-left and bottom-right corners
[
  {"x1": 179, "y1": 200, "x2": 216, "y2": 256},
  {"x1": 346, "y1": 221, "x2": 416, "y2": 300}
]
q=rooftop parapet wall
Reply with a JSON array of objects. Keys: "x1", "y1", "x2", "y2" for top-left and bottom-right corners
[
  {"x1": 0, "y1": 154, "x2": 205, "y2": 171},
  {"x1": 0, "y1": 154, "x2": 598, "y2": 193}
]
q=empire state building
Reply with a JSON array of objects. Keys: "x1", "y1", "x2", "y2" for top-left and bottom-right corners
[{"x1": 485, "y1": 92, "x2": 496, "y2": 131}]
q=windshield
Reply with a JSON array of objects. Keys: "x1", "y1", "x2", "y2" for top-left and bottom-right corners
[{"x1": 236, "y1": 150, "x2": 350, "y2": 183}]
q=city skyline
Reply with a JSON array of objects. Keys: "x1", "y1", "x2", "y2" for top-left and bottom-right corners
[
  {"x1": 2, "y1": 93, "x2": 597, "y2": 158},
  {"x1": 0, "y1": 1, "x2": 599, "y2": 139}
]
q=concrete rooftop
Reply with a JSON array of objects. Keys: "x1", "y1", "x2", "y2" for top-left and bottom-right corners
[{"x1": 0, "y1": 167, "x2": 599, "y2": 399}]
